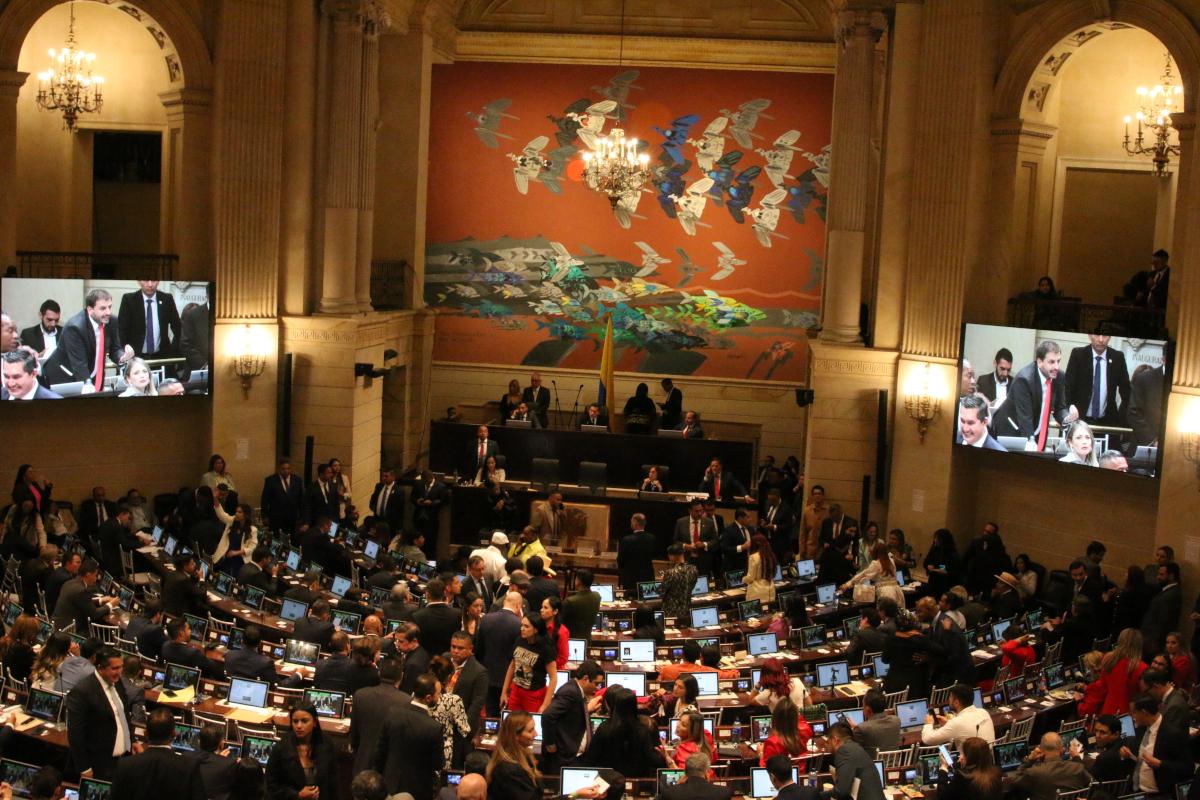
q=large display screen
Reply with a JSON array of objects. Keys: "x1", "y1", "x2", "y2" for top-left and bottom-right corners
[
  {"x1": 1, "y1": 278, "x2": 212, "y2": 399},
  {"x1": 957, "y1": 323, "x2": 1170, "y2": 477}
]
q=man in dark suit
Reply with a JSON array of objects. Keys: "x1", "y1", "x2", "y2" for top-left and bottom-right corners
[
  {"x1": 42, "y1": 288, "x2": 133, "y2": 388},
  {"x1": 52, "y1": 559, "x2": 116, "y2": 632},
  {"x1": 223, "y1": 625, "x2": 279, "y2": 685},
  {"x1": 1012, "y1": 731, "x2": 1091, "y2": 800},
  {"x1": 382, "y1": 582, "x2": 418, "y2": 622},
  {"x1": 1139, "y1": 668, "x2": 1189, "y2": 734},
  {"x1": 448, "y1": 631, "x2": 488, "y2": 742},
  {"x1": 66, "y1": 646, "x2": 133, "y2": 781},
  {"x1": 260, "y1": 459, "x2": 304, "y2": 537},
  {"x1": 659, "y1": 378, "x2": 683, "y2": 431},
  {"x1": 1123, "y1": 692, "x2": 1193, "y2": 795},
  {"x1": 352, "y1": 655, "x2": 411, "y2": 774},
  {"x1": 284, "y1": 571, "x2": 323, "y2": 607},
  {"x1": 162, "y1": 553, "x2": 211, "y2": 617},
  {"x1": 560, "y1": 569, "x2": 601, "y2": 642},
  {"x1": 1082, "y1": 715, "x2": 1135, "y2": 783},
  {"x1": 992, "y1": 340, "x2": 1077, "y2": 450},
  {"x1": 661, "y1": 751, "x2": 734, "y2": 800},
  {"x1": 161, "y1": 618, "x2": 224, "y2": 679},
  {"x1": 764, "y1": 754, "x2": 817, "y2": 800},
  {"x1": 393, "y1": 622, "x2": 432, "y2": 695},
  {"x1": 475, "y1": 593, "x2": 523, "y2": 716},
  {"x1": 1, "y1": 348, "x2": 63, "y2": 399},
  {"x1": 674, "y1": 502, "x2": 719, "y2": 577},
  {"x1": 179, "y1": 286, "x2": 210, "y2": 371},
  {"x1": 541, "y1": 660, "x2": 603, "y2": 772},
  {"x1": 313, "y1": 631, "x2": 355, "y2": 692},
  {"x1": 956, "y1": 395, "x2": 1007, "y2": 450},
  {"x1": 375, "y1": 674, "x2": 446, "y2": 800},
  {"x1": 97, "y1": 508, "x2": 141, "y2": 578},
  {"x1": 1143, "y1": 563, "x2": 1183, "y2": 654},
  {"x1": 1065, "y1": 335, "x2": 1131, "y2": 427},
  {"x1": 117, "y1": 281, "x2": 182, "y2": 365},
  {"x1": 818, "y1": 504, "x2": 858, "y2": 550},
  {"x1": 462, "y1": 555, "x2": 496, "y2": 611},
  {"x1": 78, "y1": 486, "x2": 120, "y2": 549},
  {"x1": 110, "y1": 707, "x2": 205, "y2": 800},
  {"x1": 507, "y1": 401, "x2": 541, "y2": 427},
  {"x1": 19, "y1": 299, "x2": 60, "y2": 356},
  {"x1": 976, "y1": 348, "x2": 1013, "y2": 405},
  {"x1": 674, "y1": 410, "x2": 704, "y2": 438},
  {"x1": 305, "y1": 463, "x2": 341, "y2": 525},
  {"x1": 576, "y1": 403, "x2": 609, "y2": 430},
  {"x1": 618, "y1": 513, "x2": 657, "y2": 593},
  {"x1": 720, "y1": 508, "x2": 754, "y2": 575},
  {"x1": 465, "y1": 426, "x2": 501, "y2": 475},
  {"x1": 522, "y1": 373, "x2": 551, "y2": 428},
  {"x1": 413, "y1": 577, "x2": 461, "y2": 657},
  {"x1": 821, "y1": 723, "x2": 885, "y2": 800},
  {"x1": 759, "y1": 490, "x2": 795, "y2": 564},
  {"x1": 369, "y1": 468, "x2": 406, "y2": 532},
  {"x1": 1128, "y1": 364, "x2": 1164, "y2": 446},
  {"x1": 45, "y1": 552, "x2": 82, "y2": 622},
  {"x1": 193, "y1": 723, "x2": 237, "y2": 800},
  {"x1": 294, "y1": 599, "x2": 336, "y2": 650},
  {"x1": 844, "y1": 609, "x2": 888, "y2": 666},
  {"x1": 237, "y1": 546, "x2": 280, "y2": 598},
  {"x1": 523, "y1": 557, "x2": 559, "y2": 612},
  {"x1": 698, "y1": 458, "x2": 746, "y2": 501},
  {"x1": 411, "y1": 471, "x2": 448, "y2": 549}
]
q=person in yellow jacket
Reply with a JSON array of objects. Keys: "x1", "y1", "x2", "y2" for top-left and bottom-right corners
[{"x1": 508, "y1": 525, "x2": 555, "y2": 575}]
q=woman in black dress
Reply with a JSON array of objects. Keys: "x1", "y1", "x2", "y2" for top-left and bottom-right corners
[
  {"x1": 265, "y1": 699, "x2": 341, "y2": 800},
  {"x1": 881, "y1": 612, "x2": 933, "y2": 700},
  {"x1": 0, "y1": 615, "x2": 38, "y2": 682},
  {"x1": 923, "y1": 528, "x2": 960, "y2": 601},
  {"x1": 622, "y1": 383, "x2": 657, "y2": 435},
  {"x1": 582, "y1": 685, "x2": 667, "y2": 778},
  {"x1": 632, "y1": 603, "x2": 666, "y2": 646}
]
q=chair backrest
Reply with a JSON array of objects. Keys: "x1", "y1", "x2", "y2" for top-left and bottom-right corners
[
  {"x1": 1059, "y1": 718, "x2": 1087, "y2": 734},
  {"x1": 930, "y1": 686, "x2": 952, "y2": 708},
  {"x1": 120, "y1": 547, "x2": 135, "y2": 576},
  {"x1": 884, "y1": 687, "x2": 908, "y2": 709},
  {"x1": 1092, "y1": 778, "x2": 1129, "y2": 797},
  {"x1": 147, "y1": 573, "x2": 162, "y2": 594},
  {"x1": 878, "y1": 746, "x2": 915, "y2": 768},
  {"x1": 1055, "y1": 788, "x2": 1091, "y2": 800},
  {"x1": 1022, "y1": 661, "x2": 1042, "y2": 680},
  {"x1": 1093, "y1": 636, "x2": 1111, "y2": 653},
  {"x1": 1044, "y1": 640, "x2": 1062, "y2": 666},
  {"x1": 862, "y1": 651, "x2": 882, "y2": 667},
  {"x1": 530, "y1": 459, "x2": 560, "y2": 492},
  {"x1": 579, "y1": 462, "x2": 607, "y2": 497},
  {"x1": 207, "y1": 615, "x2": 235, "y2": 634},
  {"x1": 233, "y1": 720, "x2": 276, "y2": 741},
  {"x1": 90, "y1": 621, "x2": 119, "y2": 644},
  {"x1": 4, "y1": 670, "x2": 26, "y2": 694},
  {"x1": 994, "y1": 664, "x2": 1010, "y2": 688},
  {"x1": 1009, "y1": 716, "x2": 1035, "y2": 743}
]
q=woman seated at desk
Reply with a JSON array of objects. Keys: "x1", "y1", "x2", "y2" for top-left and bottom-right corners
[
  {"x1": 640, "y1": 465, "x2": 665, "y2": 493},
  {"x1": 499, "y1": 379, "x2": 523, "y2": 424},
  {"x1": 472, "y1": 455, "x2": 505, "y2": 486}
]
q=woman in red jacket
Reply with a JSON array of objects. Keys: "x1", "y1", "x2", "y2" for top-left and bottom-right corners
[
  {"x1": 1073, "y1": 651, "x2": 1106, "y2": 718},
  {"x1": 1097, "y1": 629, "x2": 1146, "y2": 715},
  {"x1": 1165, "y1": 632, "x2": 1196, "y2": 692},
  {"x1": 757, "y1": 698, "x2": 813, "y2": 766},
  {"x1": 1000, "y1": 626, "x2": 1036, "y2": 678}
]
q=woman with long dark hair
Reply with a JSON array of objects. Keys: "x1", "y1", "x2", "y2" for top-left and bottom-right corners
[
  {"x1": 663, "y1": 710, "x2": 715, "y2": 772},
  {"x1": 745, "y1": 534, "x2": 777, "y2": 604},
  {"x1": 461, "y1": 591, "x2": 484, "y2": 637},
  {"x1": 539, "y1": 596, "x2": 569, "y2": 669},
  {"x1": 501, "y1": 613, "x2": 558, "y2": 713},
  {"x1": 583, "y1": 685, "x2": 667, "y2": 778},
  {"x1": 264, "y1": 699, "x2": 341, "y2": 800},
  {"x1": 12, "y1": 465, "x2": 52, "y2": 514},
  {"x1": 1113, "y1": 566, "x2": 1152, "y2": 632},
  {"x1": 213, "y1": 502, "x2": 257, "y2": 577},
  {"x1": 924, "y1": 529, "x2": 959, "y2": 599},
  {"x1": 2, "y1": 498, "x2": 45, "y2": 560},
  {"x1": 622, "y1": 383, "x2": 657, "y2": 435},
  {"x1": 227, "y1": 759, "x2": 267, "y2": 800},
  {"x1": 882, "y1": 612, "x2": 933, "y2": 699},
  {"x1": 201, "y1": 454, "x2": 236, "y2": 493},
  {"x1": 31, "y1": 632, "x2": 73, "y2": 691},
  {"x1": 844, "y1": 543, "x2": 905, "y2": 609},
  {"x1": 430, "y1": 655, "x2": 472, "y2": 768},
  {"x1": 632, "y1": 602, "x2": 665, "y2": 646},
  {"x1": 0, "y1": 615, "x2": 40, "y2": 682},
  {"x1": 937, "y1": 736, "x2": 1002, "y2": 800}
]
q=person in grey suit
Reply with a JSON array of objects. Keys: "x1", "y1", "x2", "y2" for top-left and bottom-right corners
[
  {"x1": 1140, "y1": 668, "x2": 1189, "y2": 734},
  {"x1": 673, "y1": 502, "x2": 719, "y2": 577},
  {"x1": 849, "y1": 690, "x2": 901, "y2": 759},
  {"x1": 956, "y1": 395, "x2": 1007, "y2": 451},
  {"x1": 1011, "y1": 732, "x2": 1090, "y2": 800},
  {"x1": 351, "y1": 655, "x2": 411, "y2": 774},
  {"x1": 374, "y1": 674, "x2": 446, "y2": 800},
  {"x1": 659, "y1": 752, "x2": 734, "y2": 800},
  {"x1": 821, "y1": 723, "x2": 884, "y2": 800}
]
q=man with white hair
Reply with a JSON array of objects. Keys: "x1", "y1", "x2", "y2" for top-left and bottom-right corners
[{"x1": 1012, "y1": 731, "x2": 1090, "y2": 800}]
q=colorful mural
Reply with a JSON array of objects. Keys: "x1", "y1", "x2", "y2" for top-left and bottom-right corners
[{"x1": 425, "y1": 62, "x2": 833, "y2": 381}]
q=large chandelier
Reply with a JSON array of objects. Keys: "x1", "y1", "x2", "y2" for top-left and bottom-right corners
[
  {"x1": 1123, "y1": 53, "x2": 1182, "y2": 177},
  {"x1": 582, "y1": 130, "x2": 650, "y2": 209},
  {"x1": 35, "y1": 3, "x2": 104, "y2": 133}
]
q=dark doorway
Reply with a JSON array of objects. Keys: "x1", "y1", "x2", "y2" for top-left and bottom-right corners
[{"x1": 92, "y1": 131, "x2": 162, "y2": 254}]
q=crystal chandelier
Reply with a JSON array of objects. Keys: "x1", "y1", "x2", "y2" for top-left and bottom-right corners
[
  {"x1": 1123, "y1": 53, "x2": 1182, "y2": 177},
  {"x1": 582, "y1": 130, "x2": 650, "y2": 209},
  {"x1": 35, "y1": 3, "x2": 104, "y2": 133}
]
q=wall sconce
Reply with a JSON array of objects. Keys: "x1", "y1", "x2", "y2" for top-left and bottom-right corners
[
  {"x1": 231, "y1": 323, "x2": 269, "y2": 399},
  {"x1": 1179, "y1": 400, "x2": 1200, "y2": 485},
  {"x1": 903, "y1": 362, "x2": 944, "y2": 443}
]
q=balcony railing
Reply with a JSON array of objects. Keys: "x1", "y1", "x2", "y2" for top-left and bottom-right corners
[
  {"x1": 16, "y1": 251, "x2": 177, "y2": 280},
  {"x1": 370, "y1": 259, "x2": 411, "y2": 310},
  {"x1": 1007, "y1": 296, "x2": 1167, "y2": 338}
]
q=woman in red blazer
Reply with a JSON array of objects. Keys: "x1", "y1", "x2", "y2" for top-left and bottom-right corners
[{"x1": 1097, "y1": 629, "x2": 1147, "y2": 715}]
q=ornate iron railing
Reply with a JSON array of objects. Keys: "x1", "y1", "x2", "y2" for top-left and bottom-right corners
[
  {"x1": 1007, "y1": 296, "x2": 1167, "y2": 338},
  {"x1": 16, "y1": 251, "x2": 177, "y2": 280}
]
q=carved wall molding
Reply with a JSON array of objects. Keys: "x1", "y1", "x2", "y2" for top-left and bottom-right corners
[{"x1": 811, "y1": 357, "x2": 897, "y2": 377}]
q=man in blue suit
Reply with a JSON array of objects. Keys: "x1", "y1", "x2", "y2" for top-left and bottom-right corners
[
  {"x1": 1, "y1": 349, "x2": 62, "y2": 399},
  {"x1": 260, "y1": 459, "x2": 304, "y2": 537},
  {"x1": 956, "y1": 395, "x2": 1006, "y2": 451},
  {"x1": 720, "y1": 508, "x2": 754, "y2": 575}
]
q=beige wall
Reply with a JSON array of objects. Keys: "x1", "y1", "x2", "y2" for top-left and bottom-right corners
[
  {"x1": 15, "y1": 2, "x2": 170, "y2": 252},
  {"x1": 93, "y1": 181, "x2": 161, "y2": 253}
]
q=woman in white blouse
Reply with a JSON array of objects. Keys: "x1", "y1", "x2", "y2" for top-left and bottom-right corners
[
  {"x1": 842, "y1": 542, "x2": 906, "y2": 609},
  {"x1": 751, "y1": 658, "x2": 808, "y2": 710},
  {"x1": 473, "y1": 455, "x2": 506, "y2": 486},
  {"x1": 200, "y1": 454, "x2": 236, "y2": 493}
]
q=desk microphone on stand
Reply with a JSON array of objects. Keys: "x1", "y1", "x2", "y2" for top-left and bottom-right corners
[
  {"x1": 551, "y1": 379, "x2": 562, "y2": 430},
  {"x1": 569, "y1": 384, "x2": 584, "y2": 427}
]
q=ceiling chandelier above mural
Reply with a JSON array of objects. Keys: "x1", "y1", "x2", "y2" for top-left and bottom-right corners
[
  {"x1": 582, "y1": 128, "x2": 651, "y2": 209},
  {"x1": 35, "y1": 3, "x2": 105, "y2": 133}
]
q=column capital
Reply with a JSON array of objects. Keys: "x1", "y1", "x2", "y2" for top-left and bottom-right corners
[
  {"x1": 1172, "y1": 111, "x2": 1196, "y2": 142},
  {"x1": 362, "y1": 1, "x2": 391, "y2": 39},
  {"x1": 836, "y1": 9, "x2": 888, "y2": 47},
  {"x1": 0, "y1": 71, "x2": 28, "y2": 102}
]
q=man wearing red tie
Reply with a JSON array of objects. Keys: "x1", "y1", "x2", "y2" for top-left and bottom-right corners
[
  {"x1": 45, "y1": 288, "x2": 133, "y2": 390},
  {"x1": 699, "y1": 457, "x2": 748, "y2": 501},
  {"x1": 673, "y1": 501, "x2": 718, "y2": 576},
  {"x1": 466, "y1": 425, "x2": 500, "y2": 476},
  {"x1": 993, "y1": 340, "x2": 1078, "y2": 450},
  {"x1": 672, "y1": 409, "x2": 705, "y2": 438}
]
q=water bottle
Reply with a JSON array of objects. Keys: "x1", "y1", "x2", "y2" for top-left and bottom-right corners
[{"x1": 732, "y1": 719, "x2": 742, "y2": 744}]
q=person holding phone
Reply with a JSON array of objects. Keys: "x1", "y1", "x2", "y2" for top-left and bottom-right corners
[
  {"x1": 753, "y1": 698, "x2": 811, "y2": 766},
  {"x1": 935, "y1": 737, "x2": 1002, "y2": 800},
  {"x1": 921, "y1": 684, "x2": 995, "y2": 748}
]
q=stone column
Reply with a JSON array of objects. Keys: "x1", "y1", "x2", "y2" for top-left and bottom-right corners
[
  {"x1": 819, "y1": 9, "x2": 886, "y2": 344},
  {"x1": 159, "y1": 89, "x2": 214, "y2": 280},
  {"x1": 355, "y1": 3, "x2": 389, "y2": 312},
  {"x1": 0, "y1": 70, "x2": 27, "y2": 269},
  {"x1": 318, "y1": 0, "x2": 365, "y2": 315},
  {"x1": 280, "y1": 0, "x2": 318, "y2": 316},
  {"x1": 1166, "y1": 112, "x2": 1194, "y2": 339}
]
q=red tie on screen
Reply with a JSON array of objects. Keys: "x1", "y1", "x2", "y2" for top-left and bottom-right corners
[
  {"x1": 1037, "y1": 378, "x2": 1052, "y2": 452},
  {"x1": 93, "y1": 325, "x2": 105, "y2": 392},
  {"x1": 692, "y1": 520, "x2": 700, "y2": 546}
]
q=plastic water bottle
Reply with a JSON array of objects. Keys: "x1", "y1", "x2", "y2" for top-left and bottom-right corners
[{"x1": 732, "y1": 719, "x2": 742, "y2": 744}]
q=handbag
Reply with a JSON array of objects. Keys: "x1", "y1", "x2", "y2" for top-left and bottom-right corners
[{"x1": 853, "y1": 584, "x2": 876, "y2": 603}]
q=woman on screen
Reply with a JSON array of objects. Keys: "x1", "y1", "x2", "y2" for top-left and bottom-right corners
[
  {"x1": 498, "y1": 379, "x2": 523, "y2": 425},
  {"x1": 756, "y1": 697, "x2": 811, "y2": 767},
  {"x1": 118, "y1": 357, "x2": 157, "y2": 397},
  {"x1": 265, "y1": 699, "x2": 340, "y2": 800},
  {"x1": 623, "y1": 382, "x2": 656, "y2": 435},
  {"x1": 752, "y1": 657, "x2": 808, "y2": 711},
  {"x1": 200, "y1": 454, "x2": 237, "y2": 493},
  {"x1": 472, "y1": 455, "x2": 506, "y2": 486},
  {"x1": 213, "y1": 503, "x2": 257, "y2": 577},
  {"x1": 539, "y1": 596, "x2": 570, "y2": 669},
  {"x1": 1059, "y1": 420, "x2": 1099, "y2": 466},
  {"x1": 744, "y1": 534, "x2": 777, "y2": 605},
  {"x1": 842, "y1": 543, "x2": 905, "y2": 609},
  {"x1": 461, "y1": 591, "x2": 484, "y2": 637}
]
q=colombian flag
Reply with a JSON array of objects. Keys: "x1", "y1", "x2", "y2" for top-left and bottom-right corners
[{"x1": 598, "y1": 315, "x2": 615, "y2": 412}]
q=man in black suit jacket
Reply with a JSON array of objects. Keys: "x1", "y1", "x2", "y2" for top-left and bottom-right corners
[
  {"x1": 1143, "y1": 564, "x2": 1183, "y2": 654},
  {"x1": 162, "y1": 553, "x2": 211, "y2": 617},
  {"x1": 524, "y1": 557, "x2": 560, "y2": 613},
  {"x1": 542, "y1": 661, "x2": 603, "y2": 772},
  {"x1": 1, "y1": 348, "x2": 63, "y2": 399},
  {"x1": 97, "y1": 509, "x2": 141, "y2": 578},
  {"x1": 674, "y1": 501, "x2": 719, "y2": 577},
  {"x1": 413, "y1": 578, "x2": 461, "y2": 658},
  {"x1": 78, "y1": 486, "x2": 121, "y2": 548},
  {"x1": 393, "y1": 622, "x2": 432, "y2": 695},
  {"x1": 43, "y1": 289, "x2": 132, "y2": 387},
  {"x1": 462, "y1": 556, "x2": 496, "y2": 610},
  {"x1": 52, "y1": 560, "x2": 116, "y2": 632},
  {"x1": 475, "y1": 596, "x2": 523, "y2": 716},
  {"x1": 1124, "y1": 692, "x2": 1193, "y2": 794},
  {"x1": 193, "y1": 725, "x2": 237, "y2": 800},
  {"x1": 759, "y1": 490, "x2": 795, "y2": 564},
  {"x1": 411, "y1": 471, "x2": 448, "y2": 547},
  {"x1": 1083, "y1": 715, "x2": 1135, "y2": 783},
  {"x1": 260, "y1": 460, "x2": 304, "y2": 536},
  {"x1": 238, "y1": 547, "x2": 280, "y2": 598},
  {"x1": 375, "y1": 674, "x2": 446, "y2": 800},
  {"x1": 819, "y1": 505, "x2": 858, "y2": 550},
  {"x1": 992, "y1": 341, "x2": 1076, "y2": 449},
  {"x1": 720, "y1": 509, "x2": 754, "y2": 575},
  {"x1": 179, "y1": 289, "x2": 210, "y2": 370},
  {"x1": 45, "y1": 552, "x2": 82, "y2": 618},
  {"x1": 284, "y1": 571, "x2": 323, "y2": 606},
  {"x1": 352, "y1": 655, "x2": 411, "y2": 774},
  {"x1": 522, "y1": 374, "x2": 551, "y2": 428},
  {"x1": 618, "y1": 514, "x2": 657, "y2": 593},
  {"x1": 449, "y1": 631, "x2": 489, "y2": 741},
  {"x1": 66, "y1": 647, "x2": 133, "y2": 781},
  {"x1": 110, "y1": 708, "x2": 205, "y2": 800},
  {"x1": 223, "y1": 625, "x2": 279, "y2": 684},
  {"x1": 674, "y1": 409, "x2": 705, "y2": 438},
  {"x1": 976, "y1": 348, "x2": 1013, "y2": 404},
  {"x1": 956, "y1": 395, "x2": 1007, "y2": 450},
  {"x1": 465, "y1": 426, "x2": 501, "y2": 475},
  {"x1": 19, "y1": 299, "x2": 60, "y2": 356},
  {"x1": 1128, "y1": 364, "x2": 1164, "y2": 446},
  {"x1": 659, "y1": 378, "x2": 683, "y2": 431},
  {"x1": 161, "y1": 618, "x2": 224, "y2": 679},
  {"x1": 117, "y1": 282, "x2": 182, "y2": 363},
  {"x1": 1065, "y1": 336, "x2": 1131, "y2": 427},
  {"x1": 576, "y1": 404, "x2": 610, "y2": 431},
  {"x1": 369, "y1": 468, "x2": 406, "y2": 532},
  {"x1": 305, "y1": 464, "x2": 341, "y2": 525},
  {"x1": 661, "y1": 752, "x2": 735, "y2": 800},
  {"x1": 698, "y1": 458, "x2": 747, "y2": 500},
  {"x1": 314, "y1": 631, "x2": 355, "y2": 692},
  {"x1": 294, "y1": 600, "x2": 336, "y2": 650}
]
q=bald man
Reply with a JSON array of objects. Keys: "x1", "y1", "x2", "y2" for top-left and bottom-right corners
[{"x1": 458, "y1": 774, "x2": 487, "y2": 800}]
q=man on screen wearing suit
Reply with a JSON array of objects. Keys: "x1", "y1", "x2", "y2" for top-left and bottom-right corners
[
  {"x1": 1128, "y1": 364, "x2": 1164, "y2": 447},
  {"x1": 674, "y1": 410, "x2": 704, "y2": 438},
  {"x1": 1065, "y1": 335, "x2": 1130, "y2": 428},
  {"x1": 956, "y1": 395, "x2": 1006, "y2": 451},
  {"x1": 117, "y1": 281, "x2": 182, "y2": 368},
  {"x1": 66, "y1": 647, "x2": 134, "y2": 781},
  {"x1": 19, "y1": 299, "x2": 60, "y2": 356},
  {"x1": 698, "y1": 458, "x2": 747, "y2": 501},
  {"x1": 305, "y1": 463, "x2": 341, "y2": 525},
  {"x1": 180, "y1": 285, "x2": 210, "y2": 372},
  {"x1": 521, "y1": 373, "x2": 551, "y2": 428},
  {"x1": 674, "y1": 501, "x2": 719, "y2": 576},
  {"x1": 976, "y1": 348, "x2": 1013, "y2": 406},
  {"x1": 370, "y1": 468, "x2": 405, "y2": 531},
  {"x1": 992, "y1": 340, "x2": 1078, "y2": 450},
  {"x1": 1, "y1": 349, "x2": 62, "y2": 399},
  {"x1": 43, "y1": 288, "x2": 133, "y2": 388},
  {"x1": 260, "y1": 459, "x2": 303, "y2": 536}
]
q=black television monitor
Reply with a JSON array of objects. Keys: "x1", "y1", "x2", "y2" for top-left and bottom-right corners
[
  {"x1": 0, "y1": 759, "x2": 40, "y2": 798},
  {"x1": 956, "y1": 323, "x2": 1171, "y2": 477},
  {"x1": 25, "y1": 688, "x2": 63, "y2": 722},
  {"x1": 0, "y1": 278, "x2": 214, "y2": 400}
]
